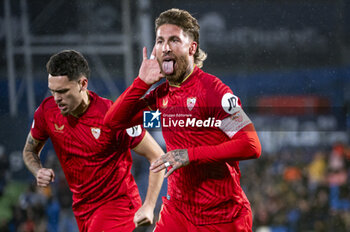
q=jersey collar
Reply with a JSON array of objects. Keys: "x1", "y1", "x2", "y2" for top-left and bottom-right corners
[{"x1": 168, "y1": 65, "x2": 199, "y2": 89}]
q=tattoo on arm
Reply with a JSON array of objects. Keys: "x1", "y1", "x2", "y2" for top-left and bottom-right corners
[
  {"x1": 23, "y1": 133, "x2": 46, "y2": 176},
  {"x1": 172, "y1": 149, "x2": 189, "y2": 166}
]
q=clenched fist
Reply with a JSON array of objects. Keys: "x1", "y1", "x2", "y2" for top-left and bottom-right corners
[{"x1": 36, "y1": 168, "x2": 55, "y2": 187}]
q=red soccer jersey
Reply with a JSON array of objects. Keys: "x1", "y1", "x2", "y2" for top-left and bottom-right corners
[
  {"x1": 145, "y1": 67, "x2": 253, "y2": 224},
  {"x1": 105, "y1": 66, "x2": 261, "y2": 225},
  {"x1": 31, "y1": 91, "x2": 145, "y2": 220}
]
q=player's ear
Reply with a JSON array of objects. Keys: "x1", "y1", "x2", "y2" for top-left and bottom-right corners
[
  {"x1": 189, "y1": 41, "x2": 197, "y2": 56},
  {"x1": 80, "y1": 77, "x2": 88, "y2": 91}
]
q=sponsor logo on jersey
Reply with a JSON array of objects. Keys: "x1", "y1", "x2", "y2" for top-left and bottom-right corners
[
  {"x1": 143, "y1": 110, "x2": 161, "y2": 128},
  {"x1": 230, "y1": 111, "x2": 243, "y2": 122},
  {"x1": 162, "y1": 97, "x2": 168, "y2": 108},
  {"x1": 91, "y1": 127, "x2": 101, "y2": 139},
  {"x1": 54, "y1": 123, "x2": 64, "y2": 132},
  {"x1": 221, "y1": 93, "x2": 239, "y2": 114},
  {"x1": 219, "y1": 108, "x2": 251, "y2": 138},
  {"x1": 126, "y1": 125, "x2": 142, "y2": 137},
  {"x1": 187, "y1": 97, "x2": 196, "y2": 111}
]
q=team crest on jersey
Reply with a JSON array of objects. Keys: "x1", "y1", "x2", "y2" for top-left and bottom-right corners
[
  {"x1": 54, "y1": 123, "x2": 64, "y2": 132},
  {"x1": 91, "y1": 127, "x2": 101, "y2": 139},
  {"x1": 187, "y1": 97, "x2": 196, "y2": 111}
]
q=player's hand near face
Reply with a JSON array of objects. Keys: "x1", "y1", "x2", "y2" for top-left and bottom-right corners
[
  {"x1": 138, "y1": 46, "x2": 164, "y2": 85},
  {"x1": 133, "y1": 203, "x2": 154, "y2": 227},
  {"x1": 36, "y1": 168, "x2": 55, "y2": 187},
  {"x1": 150, "y1": 149, "x2": 190, "y2": 178}
]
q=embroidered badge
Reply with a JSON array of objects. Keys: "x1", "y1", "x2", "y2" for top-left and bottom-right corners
[
  {"x1": 91, "y1": 127, "x2": 101, "y2": 139},
  {"x1": 187, "y1": 97, "x2": 196, "y2": 111}
]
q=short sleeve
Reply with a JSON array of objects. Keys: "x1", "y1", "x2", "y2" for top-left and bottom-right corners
[
  {"x1": 207, "y1": 78, "x2": 252, "y2": 139},
  {"x1": 207, "y1": 78, "x2": 242, "y2": 120},
  {"x1": 125, "y1": 125, "x2": 146, "y2": 149},
  {"x1": 30, "y1": 104, "x2": 49, "y2": 141}
]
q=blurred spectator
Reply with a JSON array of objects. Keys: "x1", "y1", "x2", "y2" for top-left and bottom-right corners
[
  {"x1": 19, "y1": 183, "x2": 47, "y2": 211},
  {"x1": 307, "y1": 151, "x2": 327, "y2": 194},
  {"x1": 329, "y1": 143, "x2": 346, "y2": 172},
  {"x1": 57, "y1": 175, "x2": 78, "y2": 232},
  {"x1": 283, "y1": 166, "x2": 302, "y2": 182},
  {"x1": 0, "y1": 145, "x2": 9, "y2": 197},
  {"x1": 18, "y1": 183, "x2": 47, "y2": 231},
  {"x1": 46, "y1": 195, "x2": 60, "y2": 232}
]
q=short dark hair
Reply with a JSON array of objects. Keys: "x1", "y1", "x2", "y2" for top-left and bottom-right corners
[
  {"x1": 155, "y1": 8, "x2": 207, "y2": 68},
  {"x1": 46, "y1": 50, "x2": 90, "y2": 81}
]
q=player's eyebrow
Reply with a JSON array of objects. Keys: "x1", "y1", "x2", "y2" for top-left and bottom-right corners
[
  {"x1": 156, "y1": 36, "x2": 164, "y2": 41},
  {"x1": 48, "y1": 87, "x2": 69, "y2": 93},
  {"x1": 156, "y1": 35, "x2": 180, "y2": 41}
]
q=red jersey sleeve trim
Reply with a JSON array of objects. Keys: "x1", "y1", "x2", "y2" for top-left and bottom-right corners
[
  {"x1": 31, "y1": 101, "x2": 50, "y2": 141},
  {"x1": 129, "y1": 127, "x2": 147, "y2": 149},
  {"x1": 30, "y1": 131, "x2": 47, "y2": 142},
  {"x1": 188, "y1": 124, "x2": 261, "y2": 164}
]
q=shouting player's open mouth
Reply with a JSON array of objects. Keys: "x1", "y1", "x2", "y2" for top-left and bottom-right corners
[{"x1": 58, "y1": 104, "x2": 67, "y2": 112}]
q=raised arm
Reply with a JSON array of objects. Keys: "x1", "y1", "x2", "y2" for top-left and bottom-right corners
[
  {"x1": 131, "y1": 131, "x2": 165, "y2": 227},
  {"x1": 150, "y1": 123, "x2": 261, "y2": 178},
  {"x1": 103, "y1": 77, "x2": 150, "y2": 129},
  {"x1": 188, "y1": 123, "x2": 261, "y2": 163},
  {"x1": 104, "y1": 47, "x2": 164, "y2": 129},
  {"x1": 23, "y1": 132, "x2": 55, "y2": 187}
]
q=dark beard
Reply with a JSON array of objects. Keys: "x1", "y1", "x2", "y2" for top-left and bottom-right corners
[{"x1": 165, "y1": 55, "x2": 188, "y2": 85}]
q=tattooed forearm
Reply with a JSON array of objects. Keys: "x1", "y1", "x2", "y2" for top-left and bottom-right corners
[
  {"x1": 23, "y1": 133, "x2": 45, "y2": 176},
  {"x1": 28, "y1": 152, "x2": 41, "y2": 165}
]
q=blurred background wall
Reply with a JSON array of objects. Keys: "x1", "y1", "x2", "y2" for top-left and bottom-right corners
[{"x1": 0, "y1": 0, "x2": 349, "y2": 231}]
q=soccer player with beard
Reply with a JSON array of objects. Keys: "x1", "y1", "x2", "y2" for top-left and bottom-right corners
[
  {"x1": 104, "y1": 9, "x2": 261, "y2": 232},
  {"x1": 22, "y1": 50, "x2": 165, "y2": 232}
]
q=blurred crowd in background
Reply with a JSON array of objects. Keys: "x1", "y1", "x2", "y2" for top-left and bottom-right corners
[
  {"x1": 1, "y1": 0, "x2": 350, "y2": 231},
  {"x1": 245, "y1": 142, "x2": 350, "y2": 232}
]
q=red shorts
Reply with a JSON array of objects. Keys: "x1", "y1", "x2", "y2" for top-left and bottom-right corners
[
  {"x1": 154, "y1": 198, "x2": 252, "y2": 232},
  {"x1": 75, "y1": 197, "x2": 141, "y2": 232}
]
